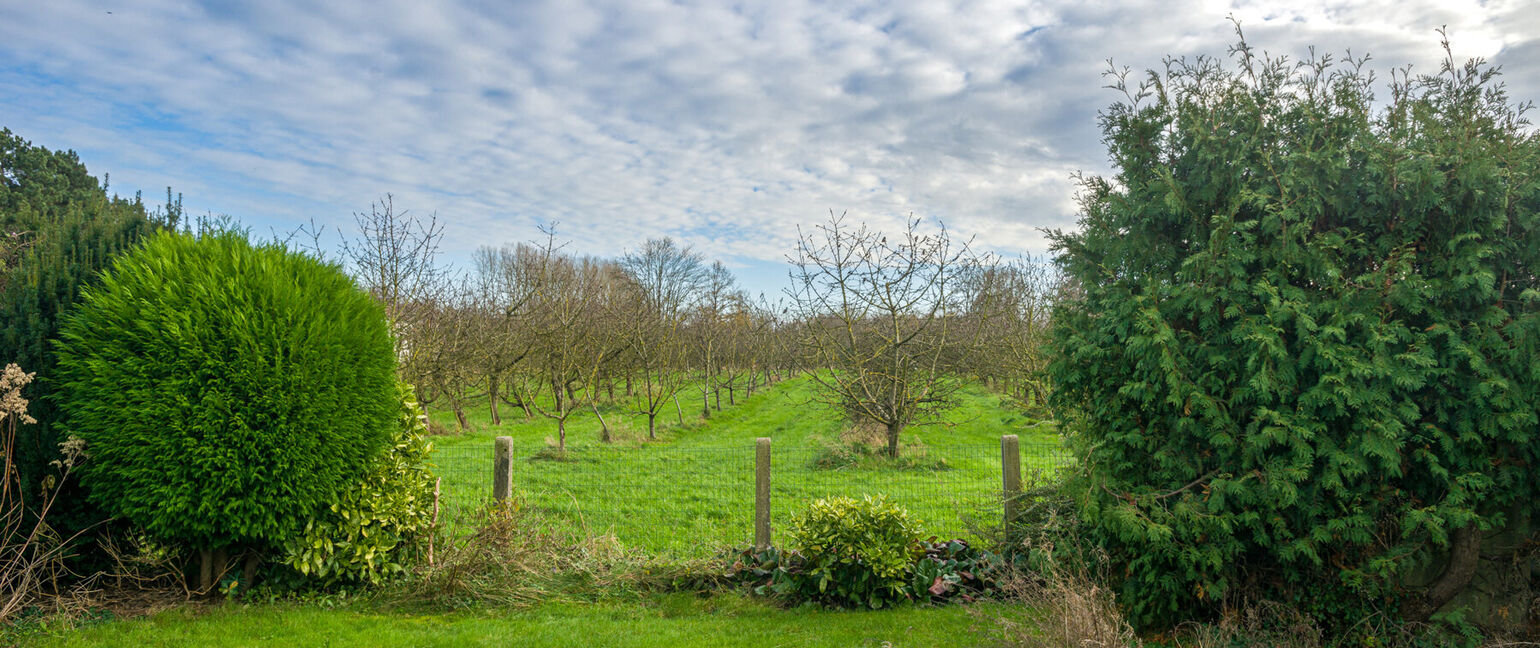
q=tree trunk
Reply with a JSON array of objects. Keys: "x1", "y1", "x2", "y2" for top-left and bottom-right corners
[
  {"x1": 701, "y1": 386, "x2": 710, "y2": 419},
  {"x1": 241, "y1": 551, "x2": 261, "y2": 594},
  {"x1": 1029, "y1": 383, "x2": 1046, "y2": 409},
  {"x1": 453, "y1": 403, "x2": 468, "y2": 431},
  {"x1": 647, "y1": 412, "x2": 657, "y2": 440},
  {"x1": 557, "y1": 418, "x2": 567, "y2": 453},
  {"x1": 213, "y1": 546, "x2": 228, "y2": 584},
  {"x1": 606, "y1": 380, "x2": 615, "y2": 402},
  {"x1": 197, "y1": 548, "x2": 213, "y2": 593},
  {"x1": 592, "y1": 402, "x2": 612, "y2": 443},
  {"x1": 674, "y1": 395, "x2": 685, "y2": 425},
  {"x1": 728, "y1": 384, "x2": 736, "y2": 406},
  {"x1": 625, "y1": 374, "x2": 633, "y2": 396},
  {"x1": 886, "y1": 422, "x2": 902, "y2": 458},
  {"x1": 489, "y1": 374, "x2": 502, "y2": 426},
  {"x1": 713, "y1": 387, "x2": 721, "y2": 411},
  {"x1": 1406, "y1": 522, "x2": 1483, "y2": 622}
]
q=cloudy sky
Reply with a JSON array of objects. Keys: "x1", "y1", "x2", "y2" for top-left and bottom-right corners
[{"x1": 3, "y1": 0, "x2": 1537, "y2": 296}]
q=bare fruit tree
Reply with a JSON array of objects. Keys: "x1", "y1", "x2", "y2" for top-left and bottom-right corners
[
  {"x1": 692, "y1": 261, "x2": 738, "y2": 418},
  {"x1": 579, "y1": 261, "x2": 629, "y2": 443},
  {"x1": 967, "y1": 257, "x2": 1057, "y2": 409},
  {"x1": 472, "y1": 242, "x2": 550, "y2": 425},
  {"x1": 787, "y1": 212, "x2": 994, "y2": 457},
  {"x1": 340, "y1": 195, "x2": 449, "y2": 383},
  {"x1": 619, "y1": 238, "x2": 707, "y2": 439},
  {"x1": 525, "y1": 246, "x2": 625, "y2": 451},
  {"x1": 413, "y1": 279, "x2": 485, "y2": 430}
]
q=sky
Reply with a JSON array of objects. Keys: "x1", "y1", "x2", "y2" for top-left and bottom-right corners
[{"x1": 3, "y1": 0, "x2": 1538, "y2": 298}]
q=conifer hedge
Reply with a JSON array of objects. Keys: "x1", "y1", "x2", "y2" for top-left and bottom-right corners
[
  {"x1": 54, "y1": 230, "x2": 398, "y2": 552},
  {"x1": 1049, "y1": 38, "x2": 1539, "y2": 630}
]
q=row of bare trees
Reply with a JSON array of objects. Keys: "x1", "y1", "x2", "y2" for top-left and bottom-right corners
[
  {"x1": 336, "y1": 200, "x2": 1057, "y2": 456},
  {"x1": 340, "y1": 205, "x2": 795, "y2": 450}
]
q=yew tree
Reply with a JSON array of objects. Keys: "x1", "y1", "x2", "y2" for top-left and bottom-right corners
[{"x1": 1050, "y1": 33, "x2": 1539, "y2": 631}]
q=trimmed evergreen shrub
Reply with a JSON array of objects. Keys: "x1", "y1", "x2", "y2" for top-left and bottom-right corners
[
  {"x1": 54, "y1": 229, "x2": 397, "y2": 553},
  {"x1": 1048, "y1": 34, "x2": 1539, "y2": 632}
]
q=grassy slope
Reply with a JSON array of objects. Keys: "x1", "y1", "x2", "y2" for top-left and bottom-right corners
[
  {"x1": 36, "y1": 593, "x2": 1017, "y2": 648},
  {"x1": 426, "y1": 376, "x2": 1063, "y2": 555}
]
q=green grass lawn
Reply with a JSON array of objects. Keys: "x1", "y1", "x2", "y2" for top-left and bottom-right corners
[
  {"x1": 33, "y1": 593, "x2": 1019, "y2": 648},
  {"x1": 425, "y1": 377, "x2": 1064, "y2": 556}
]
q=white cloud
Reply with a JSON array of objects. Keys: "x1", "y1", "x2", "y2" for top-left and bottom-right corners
[{"x1": 1, "y1": 0, "x2": 1536, "y2": 294}]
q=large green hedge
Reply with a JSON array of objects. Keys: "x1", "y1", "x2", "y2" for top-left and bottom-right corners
[
  {"x1": 1049, "y1": 40, "x2": 1539, "y2": 631},
  {"x1": 55, "y1": 229, "x2": 398, "y2": 550}
]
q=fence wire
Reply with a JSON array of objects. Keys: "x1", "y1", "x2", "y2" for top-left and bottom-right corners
[{"x1": 429, "y1": 437, "x2": 1070, "y2": 558}]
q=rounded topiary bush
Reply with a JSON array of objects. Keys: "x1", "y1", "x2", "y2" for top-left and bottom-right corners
[{"x1": 54, "y1": 229, "x2": 398, "y2": 552}]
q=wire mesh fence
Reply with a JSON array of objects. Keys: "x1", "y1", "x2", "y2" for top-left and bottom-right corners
[
  {"x1": 430, "y1": 442, "x2": 493, "y2": 520},
  {"x1": 767, "y1": 442, "x2": 1067, "y2": 543},
  {"x1": 428, "y1": 436, "x2": 1071, "y2": 558}
]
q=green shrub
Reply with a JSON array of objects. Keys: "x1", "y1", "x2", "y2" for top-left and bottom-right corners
[
  {"x1": 280, "y1": 383, "x2": 437, "y2": 585},
  {"x1": 782, "y1": 495, "x2": 924, "y2": 608},
  {"x1": 1048, "y1": 32, "x2": 1540, "y2": 632},
  {"x1": 54, "y1": 229, "x2": 397, "y2": 554}
]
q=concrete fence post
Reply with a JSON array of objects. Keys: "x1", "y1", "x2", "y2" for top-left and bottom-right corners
[
  {"x1": 755, "y1": 437, "x2": 772, "y2": 550},
  {"x1": 1002, "y1": 434, "x2": 1022, "y2": 527},
  {"x1": 494, "y1": 436, "x2": 513, "y2": 502}
]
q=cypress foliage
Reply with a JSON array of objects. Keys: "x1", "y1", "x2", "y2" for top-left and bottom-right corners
[
  {"x1": 54, "y1": 229, "x2": 398, "y2": 551},
  {"x1": 1049, "y1": 36, "x2": 1539, "y2": 630}
]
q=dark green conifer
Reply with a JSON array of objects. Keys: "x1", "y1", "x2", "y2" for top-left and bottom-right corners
[
  {"x1": 0, "y1": 128, "x2": 166, "y2": 506},
  {"x1": 1050, "y1": 34, "x2": 1539, "y2": 630}
]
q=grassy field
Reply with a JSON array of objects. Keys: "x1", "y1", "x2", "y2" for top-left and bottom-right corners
[
  {"x1": 21, "y1": 379, "x2": 1052, "y2": 647},
  {"x1": 31, "y1": 592, "x2": 1023, "y2": 647},
  {"x1": 425, "y1": 377, "x2": 1064, "y2": 556}
]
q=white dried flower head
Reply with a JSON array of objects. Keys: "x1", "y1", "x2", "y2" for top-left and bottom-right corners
[
  {"x1": 0, "y1": 363, "x2": 37, "y2": 425},
  {"x1": 50, "y1": 435, "x2": 88, "y2": 471}
]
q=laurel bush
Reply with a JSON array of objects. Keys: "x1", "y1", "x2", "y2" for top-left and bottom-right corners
[
  {"x1": 280, "y1": 382, "x2": 437, "y2": 585},
  {"x1": 782, "y1": 495, "x2": 925, "y2": 609}
]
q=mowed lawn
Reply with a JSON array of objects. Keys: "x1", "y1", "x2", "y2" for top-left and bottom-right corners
[
  {"x1": 425, "y1": 377, "x2": 1064, "y2": 556},
  {"x1": 35, "y1": 593, "x2": 1022, "y2": 648}
]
